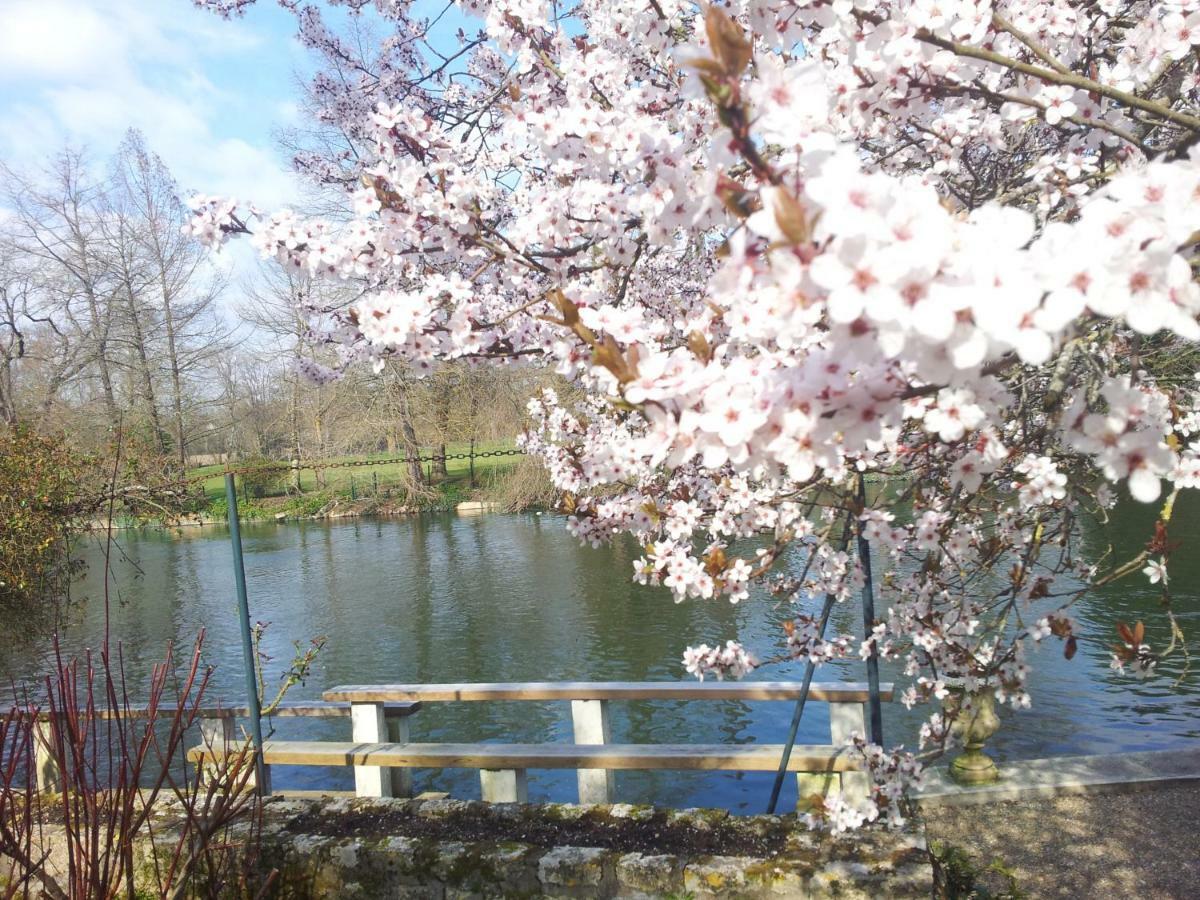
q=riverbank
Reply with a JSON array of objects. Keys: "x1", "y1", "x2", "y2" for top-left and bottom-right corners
[
  {"x1": 88, "y1": 493, "x2": 495, "y2": 530},
  {"x1": 92, "y1": 495, "x2": 512, "y2": 530}
]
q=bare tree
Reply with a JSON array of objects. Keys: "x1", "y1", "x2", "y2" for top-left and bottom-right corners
[
  {"x1": 1, "y1": 151, "x2": 120, "y2": 424},
  {"x1": 111, "y1": 130, "x2": 230, "y2": 467},
  {"x1": 103, "y1": 202, "x2": 169, "y2": 454}
]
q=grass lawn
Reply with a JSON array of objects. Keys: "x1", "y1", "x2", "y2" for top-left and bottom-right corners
[{"x1": 189, "y1": 441, "x2": 521, "y2": 503}]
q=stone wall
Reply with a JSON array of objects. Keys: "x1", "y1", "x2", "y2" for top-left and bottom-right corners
[{"x1": 226, "y1": 796, "x2": 930, "y2": 898}]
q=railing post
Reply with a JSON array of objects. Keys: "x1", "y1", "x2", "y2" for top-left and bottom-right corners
[
  {"x1": 768, "y1": 512, "x2": 856, "y2": 815},
  {"x1": 33, "y1": 718, "x2": 60, "y2": 794},
  {"x1": 571, "y1": 699, "x2": 614, "y2": 804},
  {"x1": 830, "y1": 701, "x2": 870, "y2": 803},
  {"x1": 351, "y1": 702, "x2": 393, "y2": 798},
  {"x1": 225, "y1": 473, "x2": 270, "y2": 795},
  {"x1": 385, "y1": 710, "x2": 412, "y2": 798},
  {"x1": 480, "y1": 768, "x2": 528, "y2": 803},
  {"x1": 857, "y1": 474, "x2": 885, "y2": 747}
]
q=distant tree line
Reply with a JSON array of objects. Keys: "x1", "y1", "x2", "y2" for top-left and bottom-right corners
[
  {"x1": 1, "y1": 131, "x2": 228, "y2": 467},
  {"x1": 0, "y1": 133, "x2": 551, "y2": 478}
]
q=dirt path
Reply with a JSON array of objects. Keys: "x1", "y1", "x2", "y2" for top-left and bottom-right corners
[{"x1": 920, "y1": 784, "x2": 1200, "y2": 898}]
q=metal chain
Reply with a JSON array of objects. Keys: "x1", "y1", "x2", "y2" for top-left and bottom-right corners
[{"x1": 93, "y1": 448, "x2": 527, "y2": 504}]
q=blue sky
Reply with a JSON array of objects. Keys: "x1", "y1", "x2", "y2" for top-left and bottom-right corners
[
  {"x1": 0, "y1": 0, "x2": 483, "y2": 208},
  {"x1": 0, "y1": 0, "x2": 315, "y2": 207}
]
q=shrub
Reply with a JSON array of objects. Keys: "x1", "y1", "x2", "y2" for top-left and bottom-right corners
[{"x1": 0, "y1": 428, "x2": 101, "y2": 618}]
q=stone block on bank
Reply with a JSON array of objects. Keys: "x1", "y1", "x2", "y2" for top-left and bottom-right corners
[
  {"x1": 615, "y1": 852, "x2": 681, "y2": 895},
  {"x1": 414, "y1": 798, "x2": 474, "y2": 820},
  {"x1": 683, "y1": 855, "x2": 756, "y2": 895},
  {"x1": 607, "y1": 802, "x2": 656, "y2": 821},
  {"x1": 669, "y1": 806, "x2": 730, "y2": 830},
  {"x1": 538, "y1": 845, "x2": 612, "y2": 890}
]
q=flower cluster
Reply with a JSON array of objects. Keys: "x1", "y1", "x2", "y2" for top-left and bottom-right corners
[
  {"x1": 681, "y1": 641, "x2": 759, "y2": 682},
  {"x1": 802, "y1": 737, "x2": 926, "y2": 833}
]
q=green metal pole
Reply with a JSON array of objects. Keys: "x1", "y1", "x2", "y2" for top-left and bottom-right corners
[
  {"x1": 225, "y1": 473, "x2": 270, "y2": 793},
  {"x1": 766, "y1": 512, "x2": 854, "y2": 814},
  {"x1": 857, "y1": 474, "x2": 884, "y2": 746}
]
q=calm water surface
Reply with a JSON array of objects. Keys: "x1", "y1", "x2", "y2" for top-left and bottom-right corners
[{"x1": 3, "y1": 501, "x2": 1198, "y2": 813}]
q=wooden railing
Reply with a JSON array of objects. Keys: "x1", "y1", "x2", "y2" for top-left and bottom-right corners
[
  {"x1": 28, "y1": 700, "x2": 420, "y2": 794},
  {"x1": 188, "y1": 681, "x2": 893, "y2": 810}
]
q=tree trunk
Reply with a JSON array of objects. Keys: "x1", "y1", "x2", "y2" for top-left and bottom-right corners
[
  {"x1": 0, "y1": 363, "x2": 16, "y2": 426},
  {"x1": 435, "y1": 442, "x2": 448, "y2": 479},
  {"x1": 82, "y1": 286, "x2": 118, "y2": 421},
  {"x1": 290, "y1": 370, "x2": 303, "y2": 492},
  {"x1": 66, "y1": 186, "x2": 118, "y2": 423},
  {"x1": 436, "y1": 382, "x2": 451, "y2": 478},
  {"x1": 121, "y1": 275, "x2": 166, "y2": 454},
  {"x1": 396, "y1": 387, "x2": 423, "y2": 485},
  {"x1": 159, "y1": 281, "x2": 186, "y2": 468}
]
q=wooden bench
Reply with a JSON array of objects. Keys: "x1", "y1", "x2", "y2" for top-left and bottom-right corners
[
  {"x1": 28, "y1": 700, "x2": 420, "y2": 794},
  {"x1": 189, "y1": 681, "x2": 892, "y2": 808}
]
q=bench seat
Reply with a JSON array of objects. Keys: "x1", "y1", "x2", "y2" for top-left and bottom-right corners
[
  {"x1": 187, "y1": 740, "x2": 860, "y2": 773},
  {"x1": 323, "y1": 681, "x2": 892, "y2": 703},
  {"x1": 33, "y1": 700, "x2": 422, "y2": 721}
]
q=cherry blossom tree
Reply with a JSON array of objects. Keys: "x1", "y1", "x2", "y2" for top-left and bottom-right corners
[{"x1": 191, "y1": 0, "x2": 1200, "y2": 830}]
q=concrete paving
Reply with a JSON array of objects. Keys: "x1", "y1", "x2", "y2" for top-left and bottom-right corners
[{"x1": 915, "y1": 747, "x2": 1200, "y2": 806}]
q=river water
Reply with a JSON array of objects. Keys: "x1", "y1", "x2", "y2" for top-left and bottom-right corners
[{"x1": 3, "y1": 501, "x2": 1198, "y2": 813}]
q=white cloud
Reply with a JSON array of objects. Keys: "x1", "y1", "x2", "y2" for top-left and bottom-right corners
[
  {"x1": 0, "y1": 0, "x2": 301, "y2": 209},
  {"x1": 198, "y1": 138, "x2": 302, "y2": 210},
  {"x1": 0, "y1": 0, "x2": 127, "y2": 82}
]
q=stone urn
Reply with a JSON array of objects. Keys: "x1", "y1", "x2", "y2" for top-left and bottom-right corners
[{"x1": 945, "y1": 686, "x2": 1001, "y2": 784}]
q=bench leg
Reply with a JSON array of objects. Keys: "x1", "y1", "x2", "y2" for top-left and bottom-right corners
[
  {"x1": 830, "y1": 702, "x2": 870, "y2": 804},
  {"x1": 199, "y1": 716, "x2": 244, "y2": 786},
  {"x1": 571, "y1": 699, "x2": 614, "y2": 804},
  {"x1": 795, "y1": 771, "x2": 837, "y2": 812},
  {"x1": 386, "y1": 714, "x2": 412, "y2": 798},
  {"x1": 33, "y1": 721, "x2": 60, "y2": 794},
  {"x1": 480, "y1": 768, "x2": 528, "y2": 803},
  {"x1": 351, "y1": 702, "x2": 393, "y2": 798}
]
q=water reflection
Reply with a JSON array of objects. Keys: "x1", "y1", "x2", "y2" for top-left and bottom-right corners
[{"x1": 1, "y1": 501, "x2": 1196, "y2": 813}]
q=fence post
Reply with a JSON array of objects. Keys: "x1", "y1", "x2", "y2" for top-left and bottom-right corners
[
  {"x1": 351, "y1": 475, "x2": 357, "y2": 500},
  {"x1": 571, "y1": 699, "x2": 614, "y2": 804},
  {"x1": 373, "y1": 471, "x2": 379, "y2": 497},
  {"x1": 469, "y1": 439, "x2": 476, "y2": 487}
]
